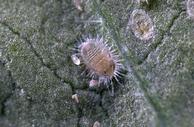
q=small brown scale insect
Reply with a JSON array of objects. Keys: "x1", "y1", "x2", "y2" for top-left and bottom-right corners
[
  {"x1": 72, "y1": 36, "x2": 122, "y2": 86},
  {"x1": 80, "y1": 40, "x2": 115, "y2": 77}
]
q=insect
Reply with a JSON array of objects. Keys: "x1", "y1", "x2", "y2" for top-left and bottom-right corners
[
  {"x1": 187, "y1": 0, "x2": 194, "y2": 19},
  {"x1": 72, "y1": 94, "x2": 79, "y2": 103},
  {"x1": 71, "y1": 36, "x2": 123, "y2": 87},
  {"x1": 129, "y1": 9, "x2": 155, "y2": 40}
]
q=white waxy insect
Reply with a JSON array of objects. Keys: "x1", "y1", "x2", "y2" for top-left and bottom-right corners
[
  {"x1": 72, "y1": 36, "x2": 123, "y2": 85},
  {"x1": 72, "y1": 94, "x2": 79, "y2": 103},
  {"x1": 71, "y1": 54, "x2": 81, "y2": 65},
  {"x1": 129, "y1": 9, "x2": 155, "y2": 40},
  {"x1": 187, "y1": 0, "x2": 194, "y2": 19},
  {"x1": 93, "y1": 121, "x2": 101, "y2": 127}
]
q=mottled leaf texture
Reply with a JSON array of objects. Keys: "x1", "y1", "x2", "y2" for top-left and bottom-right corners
[{"x1": 0, "y1": 0, "x2": 194, "y2": 127}]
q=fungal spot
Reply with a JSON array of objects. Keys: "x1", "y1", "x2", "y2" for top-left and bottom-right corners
[
  {"x1": 74, "y1": 36, "x2": 122, "y2": 85},
  {"x1": 129, "y1": 9, "x2": 154, "y2": 40},
  {"x1": 71, "y1": 54, "x2": 81, "y2": 65},
  {"x1": 187, "y1": 0, "x2": 194, "y2": 19}
]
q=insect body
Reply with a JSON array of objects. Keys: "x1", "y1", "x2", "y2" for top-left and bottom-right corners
[
  {"x1": 72, "y1": 36, "x2": 122, "y2": 85},
  {"x1": 80, "y1": 40, "x2": 115, "y2": 77}
]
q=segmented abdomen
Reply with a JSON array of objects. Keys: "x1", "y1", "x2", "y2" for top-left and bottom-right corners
[{"x1": 81, "y1": 42, "x2": 115, "y2": 77}]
